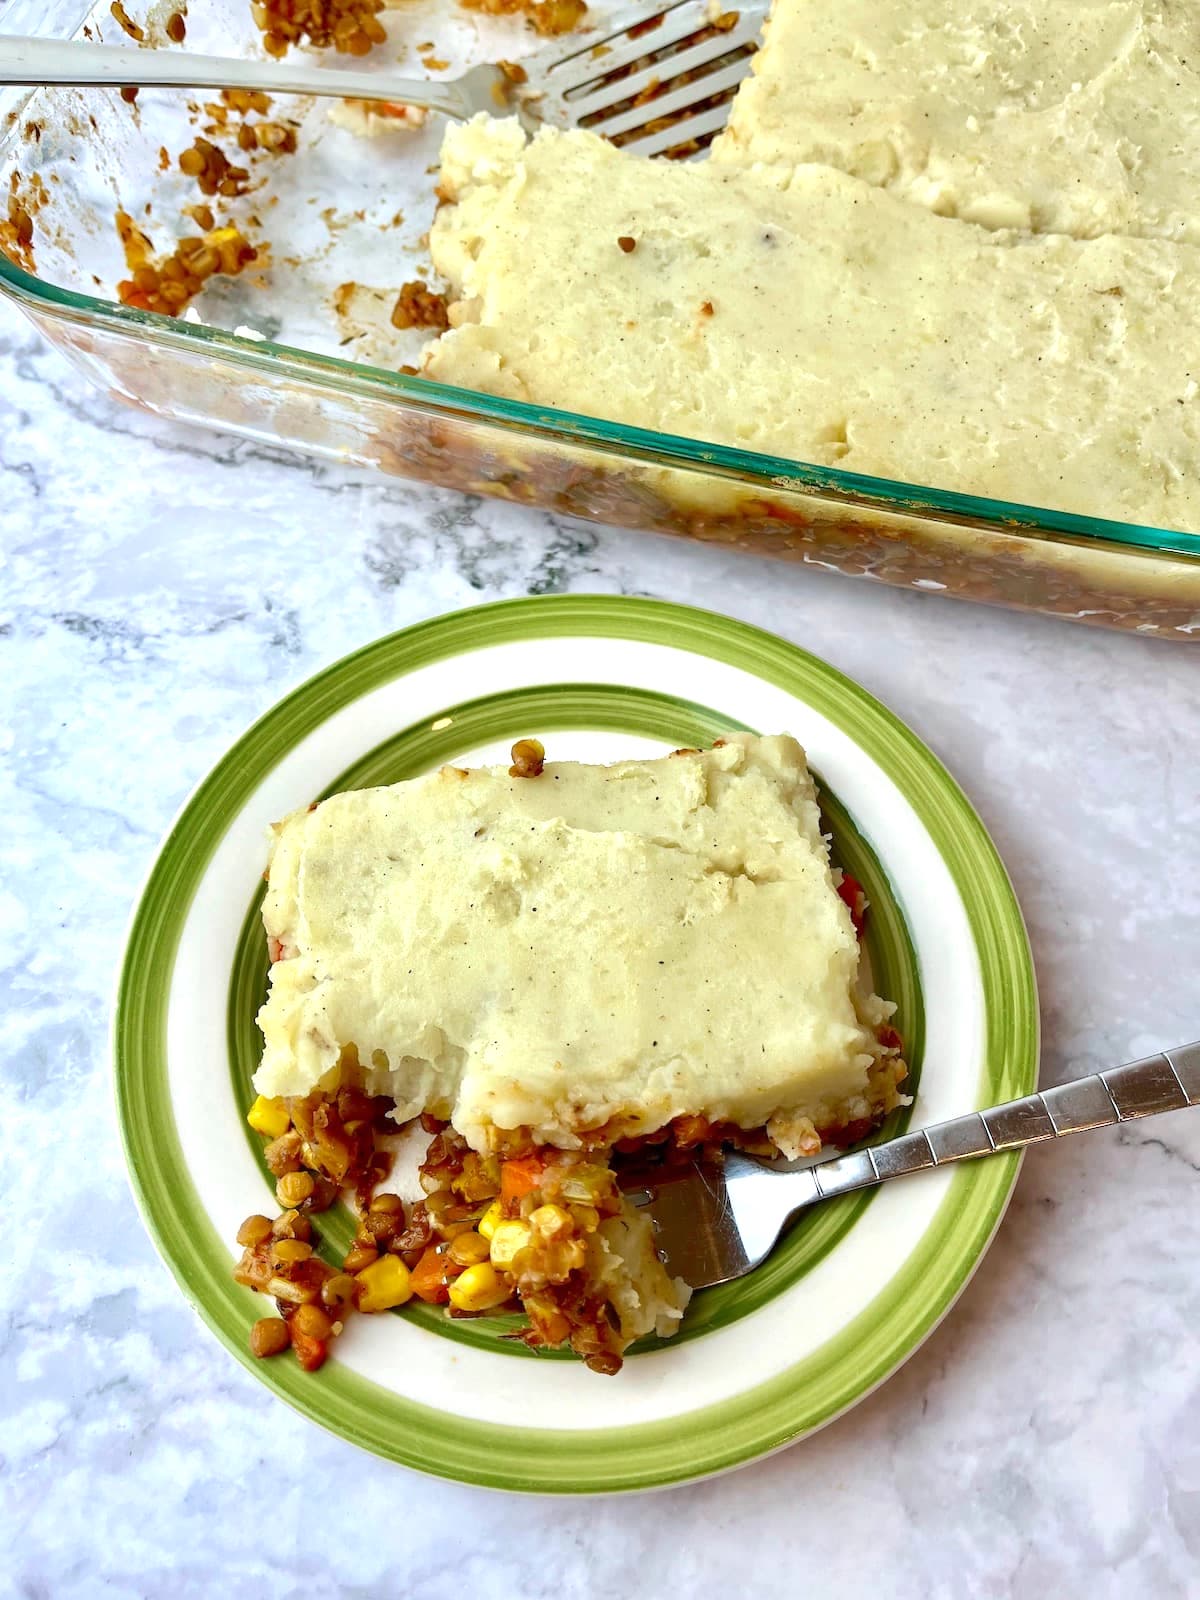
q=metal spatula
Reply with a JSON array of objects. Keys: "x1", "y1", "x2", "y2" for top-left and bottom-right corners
[
  {"x1": 621, "y1": 1041, "x2": 1200, "y2": 1290},
  {"x1": 0, "y1": 0, "x2": 765, "y2": 159}
]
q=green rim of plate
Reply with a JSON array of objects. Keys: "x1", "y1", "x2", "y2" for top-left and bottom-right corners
[
  {"x1": 113, "y1": 596, "x2": 1037, "y2": 1494},
  {"x1": 225, "y1": 685, "x2": 925, "y2": 1357}
]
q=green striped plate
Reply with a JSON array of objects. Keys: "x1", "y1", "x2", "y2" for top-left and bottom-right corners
[{"x1": 114, "y1": 596, "x2": 1037, "y2": 1493}]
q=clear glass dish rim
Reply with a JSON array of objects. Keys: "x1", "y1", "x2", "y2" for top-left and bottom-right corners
[{"x1": 4, "y1": 245, "x2": 1198, "y2": 562}]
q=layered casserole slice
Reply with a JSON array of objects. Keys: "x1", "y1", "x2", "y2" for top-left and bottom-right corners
[{"x1": 236, "y1": 734, "x2": 905, "y2": 1373}]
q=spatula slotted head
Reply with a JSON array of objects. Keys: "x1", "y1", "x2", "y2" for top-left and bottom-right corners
[{"x1": 523, "y1": 0, "x2": 766, "y2": 158}]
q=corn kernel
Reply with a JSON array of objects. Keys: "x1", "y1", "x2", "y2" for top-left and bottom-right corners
[
  {"x1": 447, "y1": 1262, "x2": 512, "y2": 1313},
  {"x1": 247, "y1": 1095, "x2": 291, "y2": 1140},
  {"x1": 530, "y1": 1203, "x2": 572, "y2": 1239},
  {"x1": 477, "y1": 1200, "x2": 503, "y2": 1240},
  {"x1": 488, "y1": 1219, "x2": 532, "y2": 1270},
  {"x1": 354, "y1": 1255, "x2": 414, "y2": 1314}
]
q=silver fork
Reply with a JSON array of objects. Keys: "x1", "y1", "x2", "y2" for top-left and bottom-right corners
[
  {"x1": 623, "y1": 1041, "x2": 1200, "y2": 1290},
  {"x1": 0, "y1": 0, "x2": 765, "y2": 159}
]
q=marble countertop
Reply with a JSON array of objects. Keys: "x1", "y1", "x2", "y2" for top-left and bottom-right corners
[{"x1": 2, "y1": 296, "x2": 1198, "y2": 1600}]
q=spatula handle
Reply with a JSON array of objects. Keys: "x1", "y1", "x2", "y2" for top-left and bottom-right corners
[
  {"x1": 810, "y1": 1042, "x2": 1200, "y2": 1200},
  {"x1": 0, "y1": 35, "x2": 479, "y2": 120}
]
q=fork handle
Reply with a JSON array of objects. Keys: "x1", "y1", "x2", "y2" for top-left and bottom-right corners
[
  {"x1": 0, "y1": 35, "x2": 479, "y2": 120},
  {"x1": 809, "y1": 1042, "x2": 1200, "y2": 1201}
]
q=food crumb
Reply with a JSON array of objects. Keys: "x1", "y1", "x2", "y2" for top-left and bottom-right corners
[
  {"x1": 179, "y1": 136, "x2": 251, "y2": 198},
  {"x1": 1, "y1": 173, "x2": 48, "y2": 272},
  {"x1": 110, "y1": 2, "x2": 145, "y2": 42},
  {"x1": 115, "y1": 209, "x2": 259, "y2": 316},
  {"x1": 252, "y1": 0, "x2": 388, "y2": 58},
  {"x1": 509, "y1": 738, "x2": 546, "y2": 778},
  {"x1": 459, "y1": 0, "x2": 587, "y2": 35},
  {"x1": 391, "y1": 279, "x2": 450, "y2": 331},
  {"x1": 183, "y1": 201, "x2": 215, "y2": 229}
]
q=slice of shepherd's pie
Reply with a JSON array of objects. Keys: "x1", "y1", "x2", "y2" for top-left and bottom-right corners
[{"x1": 234, "y1": 734, "x2": 907, "y2": 1375}]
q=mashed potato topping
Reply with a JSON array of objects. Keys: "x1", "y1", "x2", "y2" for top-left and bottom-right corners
[
  {"x1": 426, "y1": 117, "x2": 1200, "y2": 529},
  {"x1": 255, "y1": 734, "x2": 901, "y2": 1157},
  {"x1": 712, "y1": 0, "x2": 1200, "y2": 243}
]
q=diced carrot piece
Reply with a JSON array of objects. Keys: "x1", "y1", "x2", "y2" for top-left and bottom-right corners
[
  {"x1": 500, "y1": 1155, "x2": 546, "y2": 1205},
  {"x1": 290, "y1": 1327, "x2": 328, "y2": 1372},
  {"x1": 411, "y1": 1245, "x2": 450, "y2": 1304}
]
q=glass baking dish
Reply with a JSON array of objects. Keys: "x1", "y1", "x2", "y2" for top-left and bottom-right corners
[{"x1": 3, "y1": 0, "x2": 1199, "y2": 639}]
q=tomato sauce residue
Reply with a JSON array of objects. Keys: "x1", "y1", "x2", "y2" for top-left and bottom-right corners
[{"x1": 836, "y1": 872, "x2": 867, "y2": 936}]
